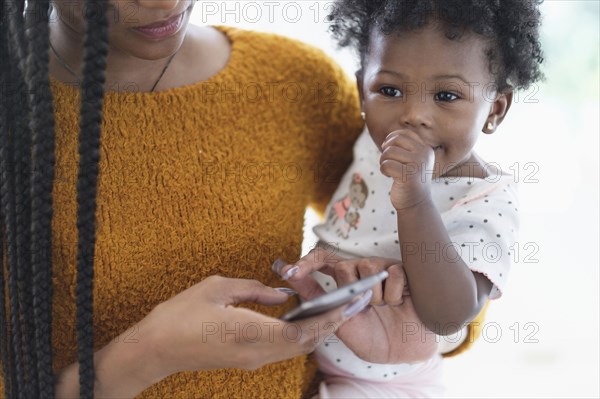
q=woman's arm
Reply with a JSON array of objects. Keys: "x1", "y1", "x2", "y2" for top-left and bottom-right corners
[
  {"x1": 54, "y1": 317, "x2": 165, "y2": 398},
  {"x1": 53, "y1": 276, "x2": 358, "y2": 398}
]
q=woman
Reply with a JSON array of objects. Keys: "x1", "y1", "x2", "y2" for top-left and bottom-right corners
[{"x1": 0, "y1": 0, "x2": 365, "y2": 397}]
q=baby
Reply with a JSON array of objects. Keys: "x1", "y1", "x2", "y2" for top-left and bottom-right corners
[{"x1": 277, "y1": 0, "x2": 543, "y2": 398}]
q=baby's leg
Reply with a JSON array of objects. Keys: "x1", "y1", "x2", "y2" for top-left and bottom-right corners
[{"x1": 314, "y1": 346, "x2": 445, "y2": 399}]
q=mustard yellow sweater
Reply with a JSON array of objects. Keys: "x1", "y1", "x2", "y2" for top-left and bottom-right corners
[{"x1": 1, "y1": 26, "x2": 363, "y2": 398}]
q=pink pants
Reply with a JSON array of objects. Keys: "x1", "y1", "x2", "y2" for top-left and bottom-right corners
[{"x1": 316, "y1": 352, "x2": 445, "y2": 398}]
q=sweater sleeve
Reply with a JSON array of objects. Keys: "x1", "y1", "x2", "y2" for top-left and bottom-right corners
[{"x1": 307, "y1": 56, "x2": 363, "y2": 218}]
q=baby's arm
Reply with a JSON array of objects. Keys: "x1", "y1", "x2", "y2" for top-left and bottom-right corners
[
  {"x1": 393, "y1": 200, "x2": 492, "y2": 334},
  {"x1": 380, "y1": 131, "x2": 493, "y2": 335}
]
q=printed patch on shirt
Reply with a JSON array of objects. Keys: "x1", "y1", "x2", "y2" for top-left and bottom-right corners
[{"x1": 326, "y1": 173, "x2": 369, "y2": 239}]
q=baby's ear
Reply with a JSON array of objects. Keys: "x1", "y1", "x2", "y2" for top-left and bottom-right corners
[
  {"x1": 487, "y1": 88, "x2": 514, "y2": 131},
  {"x1": 496, "y1": 88, "x2": 514, "y2": 119}
]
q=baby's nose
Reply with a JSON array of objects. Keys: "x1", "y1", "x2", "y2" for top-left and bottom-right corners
[{"x1": 400, "y1": 97, "x2": 433, "y2": 129}]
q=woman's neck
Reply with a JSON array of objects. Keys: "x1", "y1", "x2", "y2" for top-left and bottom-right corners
[
  {"x1": 49, "y1": 22, "x2": 181, "y2": 92},
  {"x1": 49, "y1": 21, "x2": 231, "y2": 93}
]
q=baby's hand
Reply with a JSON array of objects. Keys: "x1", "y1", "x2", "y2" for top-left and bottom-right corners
[
  {"x1": 319, "y1": 258, "x2": 408, "y2": 307},
  {"x1": 273, "y1": 250, "x2": 437, "y2": 364},
  {"x1": 380, "y1": 129, "x2": 435, "y2": 211},
  {"x1": 273, "y1": 245, "x2": 406, "y2": 305}
]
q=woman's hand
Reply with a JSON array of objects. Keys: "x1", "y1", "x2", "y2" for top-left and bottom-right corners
[
  {"x1": 57, "y1": 275, "x2": 364, "y2": 399},
  {"x1": 141, "y1": 275, "x2": 362, "y2": 378},
  {"x1": 275, "y1": 246, "x2": 438, "y2": 364}
]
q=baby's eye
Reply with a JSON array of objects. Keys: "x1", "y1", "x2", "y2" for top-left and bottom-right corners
[
  {"x1": 379, "y1": 87, "x2": 402, "y2": 97},
  {"x1": 435, "y1": 91, "x2": 459, "y2": 102}
]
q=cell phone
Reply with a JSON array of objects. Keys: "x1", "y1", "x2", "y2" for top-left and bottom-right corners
[{"x1": 279, "y1": 270, "x2": 389, "y2": 322}]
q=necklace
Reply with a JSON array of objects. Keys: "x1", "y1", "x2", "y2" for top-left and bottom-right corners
[{"x1": 49, "y1": 41, "x2": 179, "y2": 92}]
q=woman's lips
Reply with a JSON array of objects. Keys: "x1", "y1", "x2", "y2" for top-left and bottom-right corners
[{"x1": 132, "y1": 11, "x2": 185, "y2": 39}]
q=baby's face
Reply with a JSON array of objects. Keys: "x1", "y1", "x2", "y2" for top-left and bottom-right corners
[{"x1": 359, "y1": 24, "x2": 508, "y2": 175}]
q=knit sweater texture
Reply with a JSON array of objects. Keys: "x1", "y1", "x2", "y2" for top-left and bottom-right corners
[{"x1": 1, "y1": 26, "x2": 363, "y2": 398}]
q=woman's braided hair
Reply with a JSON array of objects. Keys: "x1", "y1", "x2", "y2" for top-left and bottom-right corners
[
  {"x1": 328, "y1": 0, "x2": 545, "y2": 91},
  {"x1": 1, "y1": 0, "x2": 109, "y2": 397}
]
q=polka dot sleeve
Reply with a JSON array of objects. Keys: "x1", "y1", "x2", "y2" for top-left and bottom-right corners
[{"x1": 442, "y1": 177, "x2": 519, "y2": 299}]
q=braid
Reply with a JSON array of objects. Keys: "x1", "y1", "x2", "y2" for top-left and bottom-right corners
[
  {"x1": 0, "y1": 207, "x2": 11, "y2": 398},
  {"x1": 0, "y1": 76, "x2": 23, "y2": 399},
  {"x1": 23, "y1": 0, "x2": 56, "y2": 396},
  {"x1": 76, "y1": 0, "x2": 109, "y2": 397},
  {"x1": 0, "y1": 8, "x2": 21, "y2": 395},
  {"x1": 0, "y1": 97, "x2": 9, "y2": 395},
  {"x1": 7, "y1": 0, "x2": 40, "y2": 396},
  {"x1": 1, "y1": 0, "x2": 110, "y2": 396},
  {"x1": 0, "y1": 4, "x2": 25, "y2": 394},
  {"x1": 1, "y1": 10, "x2": 12, "y2": 398}
]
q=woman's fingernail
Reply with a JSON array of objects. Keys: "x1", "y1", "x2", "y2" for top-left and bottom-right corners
[
  {"x1": 274, "y1": 287, "x2": 298, "y2": 295},
  {"x1": 343, "y1": 290, "x2": 373, "y2": 319},
  {"x1": 272, "y1": 259, "x2": 288, "y2": 275},
  {"x1": 281, "y1": 266, "x2": 299, "y2": 281}
]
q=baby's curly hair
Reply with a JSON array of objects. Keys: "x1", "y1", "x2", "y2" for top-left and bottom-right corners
[{"x1": 328, "y1": 0, "x2": 544, "y2": 91}]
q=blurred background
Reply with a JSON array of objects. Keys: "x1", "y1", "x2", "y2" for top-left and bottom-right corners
[{"x1": 192, "y1": 1, "x2": 599, "y2": 397}]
